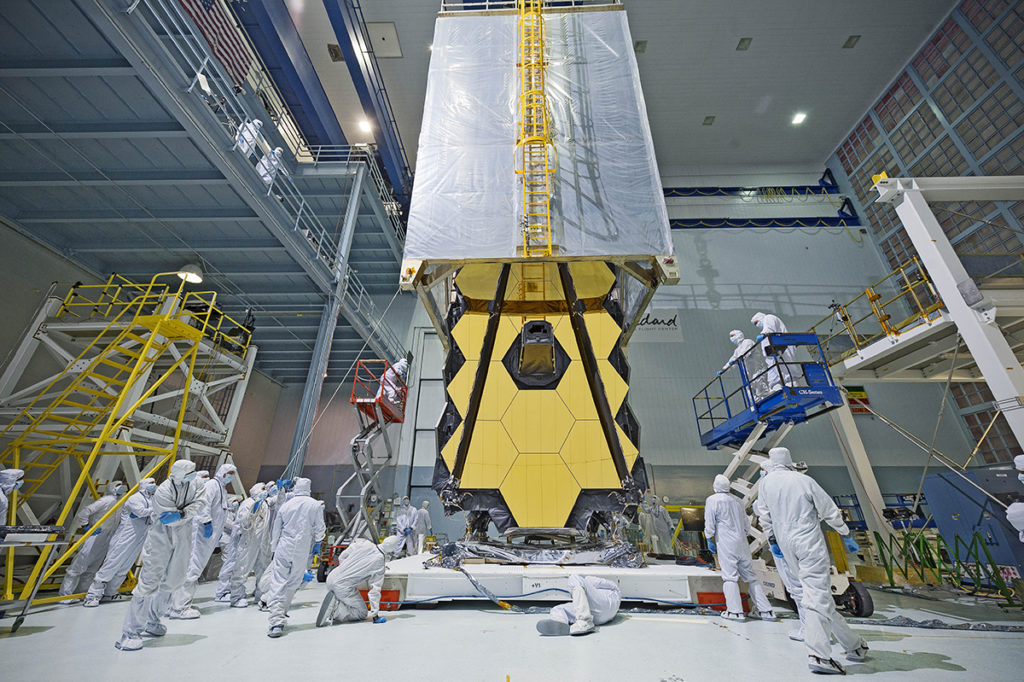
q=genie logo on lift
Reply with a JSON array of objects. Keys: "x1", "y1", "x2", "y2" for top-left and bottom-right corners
[{"x1": 633, "y1": 309, "x2": 683, "y2": 343}]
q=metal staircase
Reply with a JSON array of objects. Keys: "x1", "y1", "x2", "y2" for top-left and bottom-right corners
[{"x1": 516, "y1": 0, "x2": 555, "y2": 258}]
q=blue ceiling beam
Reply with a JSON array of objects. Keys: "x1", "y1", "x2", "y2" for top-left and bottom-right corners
[
  {"x1": 0, "y1": 121, "x2": 187, "y2": 139},
  {"x1": 0, "y1": 169, "x2": 225, "y2": 186},
  {"x1": 322, "y1": 0, "x2": 412, "y2": 202},
  {"x1": 229, "y1": 0, "x2": 346, "y2": 147}
]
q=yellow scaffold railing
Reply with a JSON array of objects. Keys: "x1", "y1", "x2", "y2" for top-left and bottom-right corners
[
  {"x1": 809, "y1": 257, "x2": 944, "y2": 365},
  {"x1": 515, "y1": 0, "x2": 555, "y2": 259},
  {"x1": 0, "y1": 272, "x2": 238, "y2": 601}
]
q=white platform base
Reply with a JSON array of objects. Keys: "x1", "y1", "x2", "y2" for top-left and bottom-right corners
[{"x1": 383, "y1": 554, "x2": 727, "y2": 607}]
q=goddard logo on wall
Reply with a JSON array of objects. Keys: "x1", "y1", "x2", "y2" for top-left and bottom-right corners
[{"x1": 631, "y1": 309, "x2": 683, "y2": 343}]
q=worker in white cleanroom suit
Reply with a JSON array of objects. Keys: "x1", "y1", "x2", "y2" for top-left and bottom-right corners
[
  {"x1": 378, "y1": 358, "x2": 408, "y2": 404},
  {"x1": 214, "y1": 497, "x2": 241, "y2": 601},
  {"x1": 59, "y1": 480, "x2": 127, "y2": 602},
  {"x1": 704, "y1": 474, "x2": 776, "y2": 622},
  {"x1": 265, "y1": 477, "x2": 326, "y2": 638},
  {"x1": 116, "y1": 459, "x2": 206, "y2": 651},
  {"x1": 653, "y1": 496, "x2": 675, "y2": 555},
  {"x1": 0, "y1": 468, "x2": 25, "y2": 520},
  {"x1": 256, "y1": 147, "x2": 285, "y2": 187},
  {"x1": 720, "y1": 329, "x2": 767, "y2": 403},
  {"x1": 758, "y1": 447, "x2": 867, "y2": 675},
  {"x1": 253, "y1": 480, "x2": 285, "y2": 604},
  {"x1": 235, "y1": 118, "x2": 262, "y2": 158},
  {"x1": 317, "y1": 535, "x2": 404, "y2": 627},
  {"x1": 751, "y1": 312, "x2": 797, "y2": 393},
  {"x1": 414, "y1": 501, "x2": 433, "y2": 554},
  {"x1": 395, "y1": 496, "x2": 417, "y2": 556},
  {"x1": 536, "y1": 574, "x2": 622, "y2": 636},
  {"x1": 169, "y1": 463, "x2": 236, "y2": 619},
  {"x1": 754, "y1": 461, "x2": 806, "y2": 642},
  {"x1": 84, "y1": 478, "x2": 156, "y2": 607},
  {"x1": 217, "y1": 483, "x2": 269, "y2": 607}
]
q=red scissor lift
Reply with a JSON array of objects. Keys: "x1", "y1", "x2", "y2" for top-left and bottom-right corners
[{"x1": 318, "y1": 360, "x2": 408, "y2": 584}]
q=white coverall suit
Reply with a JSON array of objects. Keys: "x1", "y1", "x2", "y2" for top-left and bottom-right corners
[
  {"x1": 85, "y1": 479, "x2": 155, "y2": 604},
  {"x1": 377, "y1": 359, "x2": 408, "y2": 404},
  {"x1": 253, "y1": 483, "x2": 282, "y2": 601},
  {"x1": 549, "y1": 575, "x2": 621, "y2": 635},
  {"x1": 752, "y1": 312, "x2": 796, "y2": 392},
  {"x1": 117, "y1": 460, "x2": 206, "y2": 651},
  {"x1": 0, "y1": 468, "x2": 25, "y2": 521},
  {"x1": 320, "y1": 535, "x2": 403, "y2": 625},
  {"x1": 754, "y1": 487, "x2": 805, "y2": 641},
  {"x1": 758, "y1": 448, "x2": 866, "y2": 667},
  {"x1": 256, "y1": 147, "x2": 285, "y2": 186},
  {"x1": 265, "y1": 478, "x2": 326, "y2": 631},
  {"x1": 395, "y1": 500, "x2": 417, "y2": 556},
  {"x1": 704, "y1": 475, "x2": 774, "y2": 618},
  {"x1": 413, "y1": 503, "x2": 432, "y2": 554},
  {"x1": 235, "y1": 119, "x2": 262, "y2": 158},
  {"x1": 723, "y1": 330, "x2": 767, "y2": 403},
  {"x1": 218, "y1": 483, "x2": 269, "y2": 604},
  {"x1": 60, "y1": 481, "x2": 125, "y2": 598},
  {"x1": 171, "y1": 463, "x2": 236, "y2": 616}
]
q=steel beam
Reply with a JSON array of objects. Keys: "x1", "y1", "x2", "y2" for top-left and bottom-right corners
[
  {"x1": 0, "y1": 58, "x2": 134, "y2": 77},
  {"x1": 336, "y1": 166, "x2": 366, "y2": 278},
  {"x1": 877, "y1": 177, "x2": 1024, "y2": 449},
  {"x1": 830, "y1": 396, "x2": 893, "y2": 543},
  {"x1": 0, "y1": 120, "x2": 187, "y2": 139},
  {"x1": 0, "y1": 169, "x2": 225, "y2": 186}
]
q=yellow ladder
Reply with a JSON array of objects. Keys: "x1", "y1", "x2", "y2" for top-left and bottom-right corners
[{"x1": 516, "y1": 0, "x2": 555, "y2": 259}]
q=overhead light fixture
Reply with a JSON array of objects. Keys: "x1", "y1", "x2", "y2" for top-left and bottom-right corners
[
  {"x1": 791, "y1": 112, "x2": 807, "y2": 125},
  {"x1": 703, "y1": 116, "x2": 715, "y2": 126},
  {"x1": 428, "y1": 43, "x2": 433, "y2": 51},
  {"x1": 736, "y1": 37, "x2": 752, "y2": 51},
  {"x1": 176, "y1": 263, "x2": 203, "y2": 284},
  {"x1": 842, "y1": 34, "x2": 861, "y2": 49},
  {"x1": 359, "y1": 119, "x2": 372, "y2": 133},
  {"x1": 633, "y1": 40, "x2": 647, "y2": 53}
]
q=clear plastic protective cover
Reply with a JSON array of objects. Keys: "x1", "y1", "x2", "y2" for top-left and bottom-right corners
[{"x1": 405, "y1": 9, "x2": 672, "y2": 261}]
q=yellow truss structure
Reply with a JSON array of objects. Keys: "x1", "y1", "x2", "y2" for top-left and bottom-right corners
[
  {"x1": 1, "y1": 273, "x2": 247, "y2": 601},
  {"x1": 516, "y1": 0, "x2": 555, "y2": 259}
]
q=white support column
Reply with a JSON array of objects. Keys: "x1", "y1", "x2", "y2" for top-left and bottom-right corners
[
  {"x1": 890, "y1": 185, "x2": 1024, "y2": 450},
  {"x1": 0, "y1": 298, "x2": 60, "y2": 401},
  {"x1": 830, "y1": 396, "x2": 892, "y2": 543}
]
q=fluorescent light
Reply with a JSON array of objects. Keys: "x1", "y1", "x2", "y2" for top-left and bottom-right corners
[
  {"x1": 359, "y1": 119, "x2": 372, "y2": 133},
  {"x1": 176, "y1": 263, "x2": 203, "y2": 284},
  {"x1": 791, "y1": 112, "x2": 807, "y2": 125},
  {"x1": 736, "y1": 37, "x2": 752, "y2": 51},
  {"x1": 842, "y1": 34, "x2": 861, "y2": 49},
  {"x1": 703, "y1": 116, "x2": 715, "y2": 126}
]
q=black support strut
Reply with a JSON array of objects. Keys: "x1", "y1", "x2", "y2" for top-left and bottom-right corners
[
  {"x1": 557, "y1": 262, "x2": 631, "y2": 482},
  {"x1": 451, "y1": 263, "x2": 512, "y2": 481}
]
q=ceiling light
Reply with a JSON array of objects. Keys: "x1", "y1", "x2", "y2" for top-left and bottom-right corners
[
  {"x1": 736, "y1": 37, "x2": 752, "y2": 51},
  {"x1": 633, "y1": 40, "x2": 647, "y2": 53},
  {"x1": 703, "y1": 116, "x2": 715, "y2": 126},
  {"x1": 428, "y1": 43, "x2": 433, "y2": 51},
  {"x1": 359, "y1": 119, "x2": 372, "y2": 133},
  {"x1": 842, "y1": 34, "x2": 861, "y2": 49},
  {"x1": 176, "y1": 263, "x2": 203, "y2": 284},
  {"x1": 791, "y1": 112, "x2": 807, "y2": 125}
]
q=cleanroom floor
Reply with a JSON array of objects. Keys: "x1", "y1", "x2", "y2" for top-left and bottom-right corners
[{"x1": 2, "y1": 581, "x2": 1024, "y2": 681}]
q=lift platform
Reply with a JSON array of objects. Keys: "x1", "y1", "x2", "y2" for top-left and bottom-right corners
[{"x1": 692, "y1": 333, "x2": 843, "y2": 450}]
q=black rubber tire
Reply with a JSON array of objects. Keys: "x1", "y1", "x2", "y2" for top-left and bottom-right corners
[
  {"x1": 316, "y1": 559, "x2": 329, "y2": 583},
  {"x1": 847, "y1": 580, "x2": 874, "y2": 617}
]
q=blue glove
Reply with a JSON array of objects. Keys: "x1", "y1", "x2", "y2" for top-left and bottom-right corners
[
  {"x1": 403, "y1": 527, "x2": 412, "y2": 537},
  {"x1": 373, "y1": 616, "x2": 386, "y2": 624},
  {"x1": 842, "y1": 535, "x2": 859, "y2": 553},
  {"x1": 312, "y1": 541, "x2": 322, "y2": 557},
  {"x1": 253, "y1": 500, "x2": 261, "y2": 513},
  {"x1": 202, "y1": 522, "x2": 213, "y2": 539},
  {"x1": 770, "y1": 543, "x2": 784, "y2": 558},
  {"x1": 159, "y1": 511, "x2": 181, "y2": 525},
  {"x1": 755, "y1": 334, "x2": 765, "y2": 343},
  {"x1": 716, "y1": 369, "x2": 724, "y2": 377},
  {"x1": 707, "y1": 539, "x2": 717, "y2": 554},
  {"x1": 129, "y1": 513, "x2": 138, "y2": 519},
  {"x1": 80, "y1": 523, "x2": 92, "y2": 533},
  {"x1": 303, "y1": 570, "x2": 314, "y2": 583},
  {"x1": 276, "y1": 478, "x2": 293, "y2": 491}
]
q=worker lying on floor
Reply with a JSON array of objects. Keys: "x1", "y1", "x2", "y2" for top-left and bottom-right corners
[
  {"x1": 704, "y1": 474, "x2": 777, "y2": 623},
  {"x1": 759, "y1": 447, "x2": 868, "y2": 675},
  {"x1": 265, "y1": 477, "x2": 326, "y2": 638},
  {"x1": 116, "y1": 459, "x2": 206, "y2": 652},
  {"x1": 59, "y1": 480, "x2": 127, "y2": 603},
  {"x1": 536, "y1": 574, "x2": 622, "y2": 636},
  {"x1": 0, "y1": 468, "x2": 24, "y2": 520},
  {"x1": 84, "y1": 478, "x2": 156, "y2": 607},
  {"x1": 317, "y1": 534, "x2": 404, "y2": 627}
]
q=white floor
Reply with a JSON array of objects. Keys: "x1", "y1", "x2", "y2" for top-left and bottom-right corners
[{"x1": 2, "y1": 581, "x2": 1024, "y2": 681}]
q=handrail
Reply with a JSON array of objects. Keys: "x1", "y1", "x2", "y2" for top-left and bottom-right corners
[
  {"x1": 342, "y1": 273, "x2": 405, "y2": 361},
  {"x1": 808, "y1": 257, "x2": 943, "y2": 366},
  {"x1": 440, "y1": 0, "x2": 622, "y2": 10}
]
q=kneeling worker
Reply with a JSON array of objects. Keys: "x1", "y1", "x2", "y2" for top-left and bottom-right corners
[
  {"x1": 317, "y1": 534, "x2": 404, "y2": 627},
  {"x1": 537, "y1": 574, "x2": 621, "y2": 636}
]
